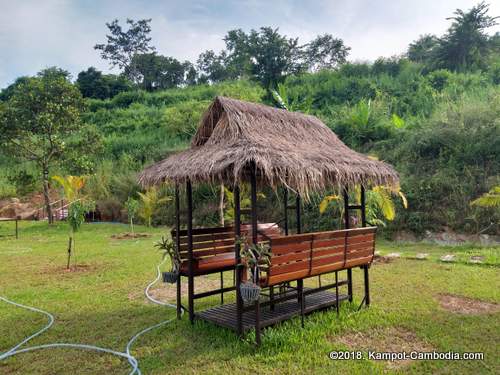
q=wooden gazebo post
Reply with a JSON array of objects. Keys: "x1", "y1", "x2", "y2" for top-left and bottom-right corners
[
  {"x1": 234, "y1": 185, "x2": 243, "y2": 335},
  {"x1": 343, "y1": 186, "x2": 370, "y2": 307},
  {"x1": 249, "y1": 163, "x2": 261, "y2": 345},
  {"x1": 360, "y1": 186, "x2": 370, "y2": 306},
  {"x1": 186, "y1": 180, "x2": 195, "y2": 324},
  {"x1": 175, "y1": 184, "x2": 182, "y2": 320},
  {"x1": 296, "y1": 194, "x2": 302, "y2": 234},
  {"x1": 283, "y1": 189, "x2": 288, "y2": 235},
  {"x1": 343, "y1": 188, "x2": 353, "y2": 302}
]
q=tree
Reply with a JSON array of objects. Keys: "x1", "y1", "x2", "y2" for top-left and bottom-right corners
[
  {"x1": 221, "y1": 27, "x2": 304, "y2": 88},
  {"x1": 0, "y1": 68, "x2": 89, "y2": 223},
  {"x1": 76, "y1": 67, "x2": 133, "y2": 99},
  {"x1": 0, "y1": 76, "x2": 30, "y2": 101},
  {"x1": 131, "y1": 53, "x2": 187, "y2": 90},
  {"x1": 407, "y1": 34, "x2": 439, "y2": 63},
  {"x1": 196, "y1": 50, "x2": 229, "y2": 84},
  {"x1": 304, "y1": 34, "x2": 350, "y2": 71},
  {"x1": 94, "y1": 18, "x2": 155, "y2": 81},
  {"x1": 247, "y1": 27, "x2": 303, "y2": 89},
  {"x1": 223, "y1": 29, "x2": 253, "y2": 79},
  {"x1": 103, "y1": 74, "x2": 133, "y2": 97},
  {"x1": 76, "y1": 67, "x2": 108, "y2": 99},
  {"x1": 52, "y1": 175, "x2": 94, "y2": 269},
  {"x1": 434, "y1": 2, "x2": 499, "y2": 71},
  {"x1": 184, "y1": 62, "x2": 198, "y2": 86},
  {"x1": 125, "y1": 197, "x2": 139, "y2": 233}
]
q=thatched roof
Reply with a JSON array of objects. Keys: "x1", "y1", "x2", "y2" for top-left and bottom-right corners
[{"x1": 139, "y1": 96, "x2": 399, "y2": 196}]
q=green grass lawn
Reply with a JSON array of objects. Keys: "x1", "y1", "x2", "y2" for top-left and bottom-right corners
[{"x1": 0, "y1": 221, "x2": 499, "y2": 374}]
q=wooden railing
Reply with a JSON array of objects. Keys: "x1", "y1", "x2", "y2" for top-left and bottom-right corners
[{"x1": 35, "y1": 199, "x2": 68, "y2": 221}]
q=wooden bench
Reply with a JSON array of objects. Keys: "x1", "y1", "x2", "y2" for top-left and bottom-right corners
[
  {"x1": 171, "y1": 223, "x2": 281, "y2": 316},
  {"x1": 262, "y1": 226, "x2": 377, "y2": 286},
  {"x1": 172, "y1": 223, "x2": 281, "y2": 277},
  {"x1": 247, "y1": 227, "x2": 376, "y2": 342}
]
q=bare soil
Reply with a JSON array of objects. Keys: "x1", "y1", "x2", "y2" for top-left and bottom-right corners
[
  {"x1": 110, "y1": 232, "x2": 151, "y2": 240},
  {"x1": 437, "y1": 293, "x2": 500, "y2": 315},
  {"x1": 373, "y1": 254, "x2": 395, "y2": 265},
  {"x1": 129, "y1": 276, "x2": 222, "y2": 303}
]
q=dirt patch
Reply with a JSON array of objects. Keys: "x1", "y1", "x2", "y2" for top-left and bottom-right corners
[
  {"x1": 437, "y1": 294, "x2": 500, "y2": 315},
  {"x1": 129, "y1": 276, "x2": 222, "y2": 303},
  {"x1": 40, "y1": 263, "x2": 99, "y2": 275},
  {"x1": 373, "y1": 254, "x2": 394, "y2": 265},
  {"x1": 334, "y1": 327, "x2": 433, "y2": 369},
  {"x1": 111, "y1": 232, "x2": 151, "y2": 240}
]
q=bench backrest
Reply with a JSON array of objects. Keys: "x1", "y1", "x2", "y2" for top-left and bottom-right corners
[
  {"x1": 266, "y1": 227, "x2": 377, "y2": 285},
  {"x1": 172, "y1": 223, "x2": 281, "y2": 262}
]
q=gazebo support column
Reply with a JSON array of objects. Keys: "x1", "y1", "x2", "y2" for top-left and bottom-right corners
[
  {"x1": 343, "y1": 189, "x2": 353, "y2": 302},
  {"x1": 283, "y1": 189, "x2": 289, "y2": 235},
  {"x1": 360, "y1": 185, "x2": 370, "y2": 306},
  {"x1": 361, "y1": 186, "x2": 367, "y2": 227},
  {"x1": 250, "y1": 164, "x2": 261, "y2": 346},
  {"x1": 250, "y1": 165, "x2": 258, "y2": 244},
  {"x1": 296, "y1": 194, "x2": 302, "y2": 234},
  {"x1": 175, "y1": 184, "x2": 182, "y2": 320},
  {"x1": 186, "y1": 180, "x2": 194, "y2": 324},
  {"x1": 234, "y1": 185, "x2": 243, "y2": 336}
]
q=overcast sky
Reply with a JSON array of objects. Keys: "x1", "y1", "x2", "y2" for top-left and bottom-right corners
[{"x1": 1, "y1": 0, "x2": 499, "y2": 88}]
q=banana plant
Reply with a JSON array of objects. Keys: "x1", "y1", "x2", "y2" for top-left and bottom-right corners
[
  {"x1": 271, "y1": 83, "x2": 312, "y2": 113},
  {"x1": 471, "y1": 186, "x2": 500, "y2": 208},
  {"x1": 52, "y1": 175, "x2": 94, "y2": 269},
  {"x1": 138, "y1": 186, "x2": 171, "y2": 227},
  {"x1": 319, "y1": 186, "x2": 407, "y2": 227},
  {"x1": 366, "y1": 186, "x2": 408, "y2": 226},
  {"x1": 223, "y1": 185, "x2": 265, "y2": 224}
]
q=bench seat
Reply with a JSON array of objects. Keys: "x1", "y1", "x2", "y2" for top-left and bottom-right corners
[
  {"x1": 172, "y1": 223, "x2": 280, "y2": 277},
  {"x1": 179, "y1": 253, "x2": 236, "y2": 276}
]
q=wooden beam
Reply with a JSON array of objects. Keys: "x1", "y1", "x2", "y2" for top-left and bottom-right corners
[
  {"x1": 175, "y1": 184, "x2": 182, "y2": 319},
  {"x1": 296, "y1": 194, "x2": 302, "y2": 234},
  {"x1": 250, "y1": 165, "x2": 258, "y2": 244},
  {"x1": 283, "y1": 189, "x2": 289, "y2": 235},
  {"x1": 234, "y1": 185, "x2": 243, "y2": 335},
  {"x1": 361, "y1": 186, "x2": 367, "y2": 227},
  {"x1": 186, "y1": 180, "x2": 194, "y2": 324}
]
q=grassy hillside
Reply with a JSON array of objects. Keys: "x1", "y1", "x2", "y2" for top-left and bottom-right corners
[{"x1": 1, "y1": 61, "x2": 499, "y2": 234}]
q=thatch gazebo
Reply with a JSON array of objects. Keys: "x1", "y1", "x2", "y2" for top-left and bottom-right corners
[{"x1": 139, "y1": 96, "x2": 399, "y2": 344}]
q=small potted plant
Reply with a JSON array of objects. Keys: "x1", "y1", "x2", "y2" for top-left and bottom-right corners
[
  {"x1": 155, "y1": 236, "x2": 181, "y2": 283},
  {"x1": 238, "y1": 237, "x2": 272, "y2": 303}
]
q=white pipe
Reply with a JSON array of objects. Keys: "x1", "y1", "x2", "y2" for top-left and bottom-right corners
[{"x1": 0, "y1": 255, "x2": 182, "y2": 374}]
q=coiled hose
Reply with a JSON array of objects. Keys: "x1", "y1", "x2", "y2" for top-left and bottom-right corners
[{"x1": 0, "y1": 256, "x2": 181, "y2": 374}]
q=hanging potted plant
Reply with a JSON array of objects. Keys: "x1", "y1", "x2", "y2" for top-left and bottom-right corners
[
  {"x1": 238, "y1": 237, "x2": 272, "y2": 303},
  {"x1": 155, "y1": 236, "x2": 181, "y2": 283}
]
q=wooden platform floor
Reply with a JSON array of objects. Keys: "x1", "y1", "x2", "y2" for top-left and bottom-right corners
[{"x1": 197, "y1": 288, "x2": 349, "y2": 332}]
